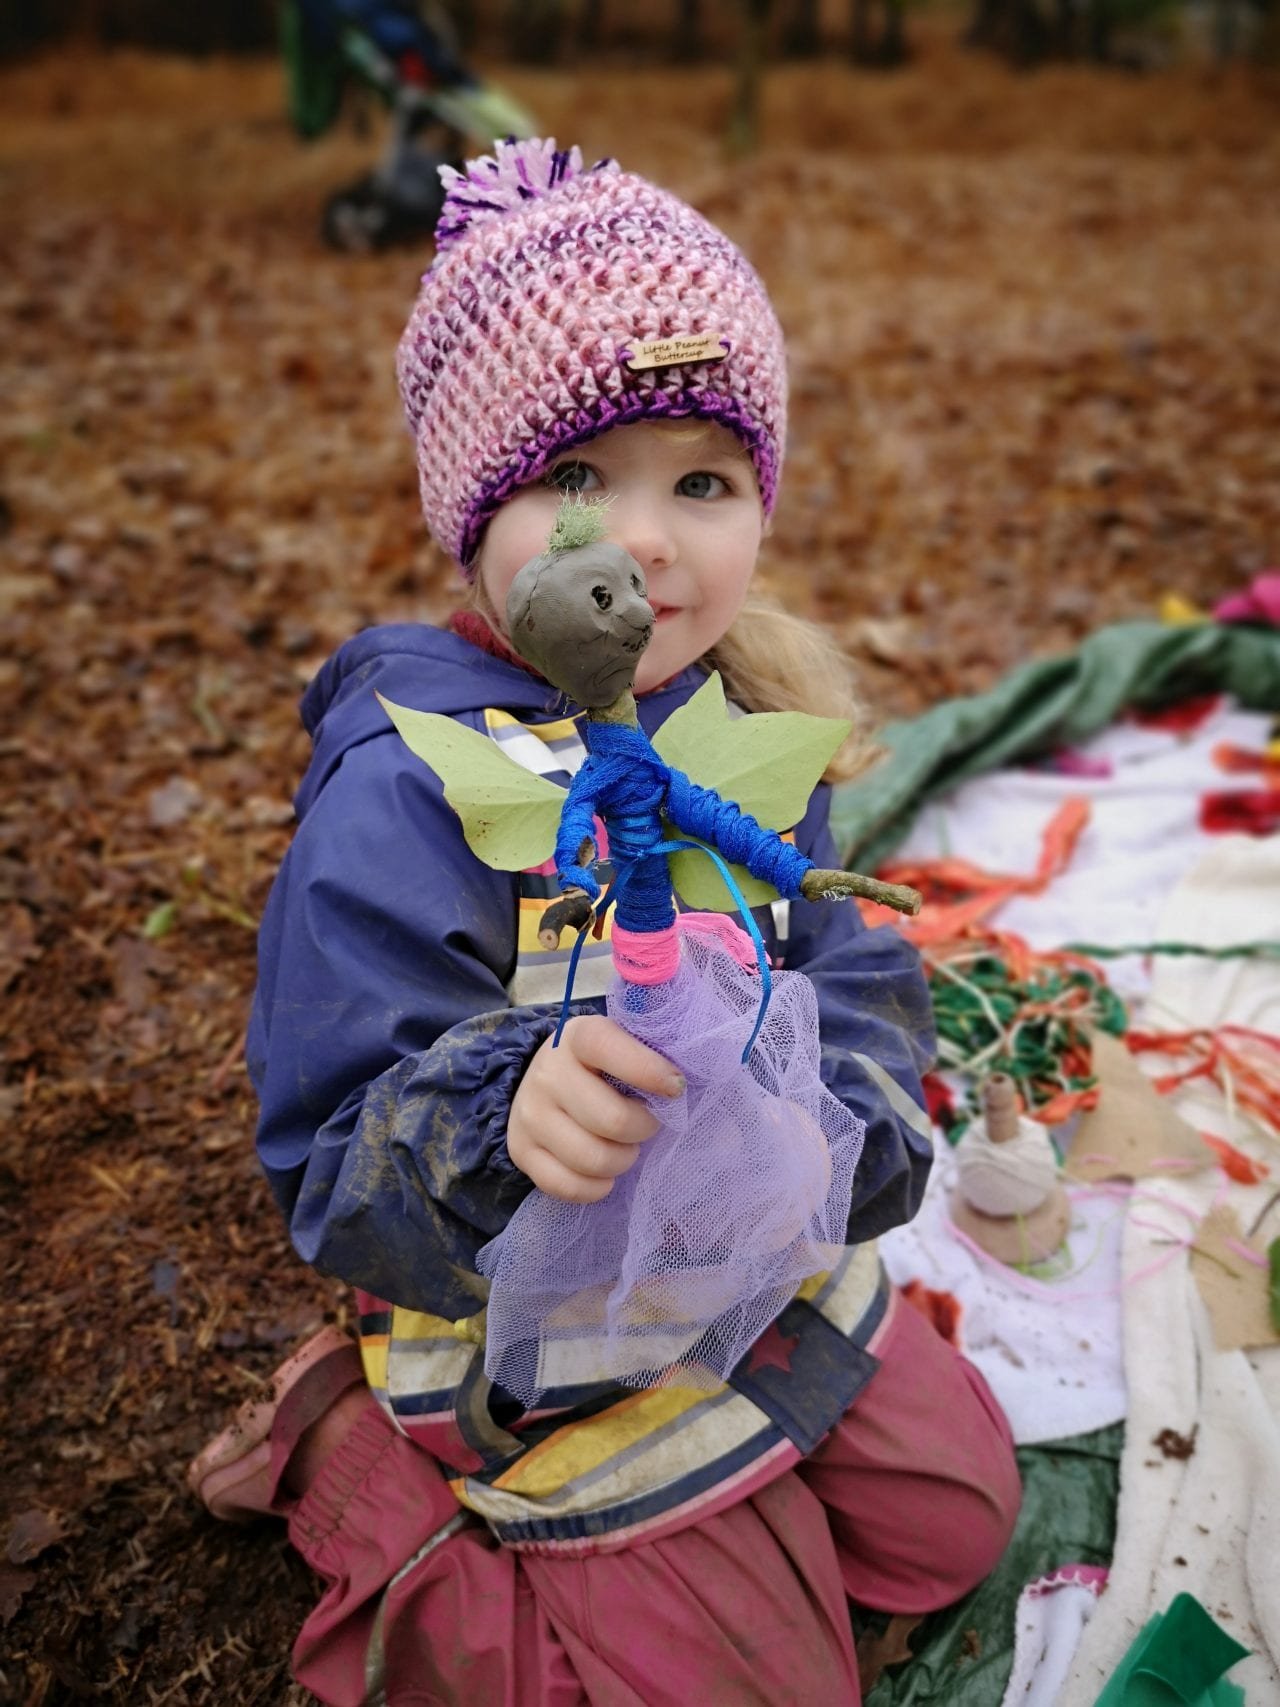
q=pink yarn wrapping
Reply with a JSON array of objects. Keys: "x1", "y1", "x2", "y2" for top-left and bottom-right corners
[
  {"x1": 395, "y1": 137, "x2": 788, "y2": 568},
  {"x1": 611, "y1": 922, "x2": 681, "y2": 985},
  {"x1": 477, "y1": 928, "x2": 863, "y2": 1404},
  {"x1": 611, "y1": 913, "x2": 761, "y2": 983}
]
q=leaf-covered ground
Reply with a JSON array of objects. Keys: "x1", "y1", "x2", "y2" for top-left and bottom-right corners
[{"x1": 1, "y1": 30, "x2": 1277, "y2": 1704}]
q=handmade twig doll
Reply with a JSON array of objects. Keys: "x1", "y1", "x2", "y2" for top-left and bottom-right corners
[{"x1": 383, "y1": 497, "x2": 920, "y2": 1403}]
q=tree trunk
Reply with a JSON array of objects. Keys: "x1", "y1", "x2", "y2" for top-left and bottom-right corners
[
  {"x1": 505, "y1": 0, "x2": 564, "y2": 63},
  {"x1": 1054, "y1": 0, "x2": 1078, "y2": 57},
  {"x1": 576, "y1": 0, "x2": 605, "y2": 53},
  {"x1": 69, "y1": 0, "x2": 104, "y2": 47},
  {"x1": 1086, "y1": 0, "x2": 1112, "y2": 63},
  {"x1": 1213, "y1": 0, "x2": 1240, "y2": 59},
  {"x1": 783, "y1": 0, "x2": 821, "y2": 56},
  {"x1": 1254, "y1": 0, "x2": 1280, "y2": 64},
  {"x1": 850, "y1": 0, "x2": 873, "y2": 59},
  {"x1": 673, "y1": 0, "x2": 705, "y2": 60},
  {"x1": 881, "y1": 0, "x2": 908, "y2": 65},
  {"x1": 728, "y1": 0, "x2": 771, "y2": 155}
]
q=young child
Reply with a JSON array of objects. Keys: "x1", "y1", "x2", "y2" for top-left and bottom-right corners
[{"x1": 190, "y1": 139, "x2": 1020, "y2": 1706}]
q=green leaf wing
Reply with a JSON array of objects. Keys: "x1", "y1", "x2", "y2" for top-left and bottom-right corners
[
  {"x1": 657, "y1": 824, "x2": 780, "y2": 912},
  {"x1": 378, "y1": 694, "x2": 565, "y2": 872},
  {"x1": 652, "y1": 674, "x2": 850, "y2": 912}
]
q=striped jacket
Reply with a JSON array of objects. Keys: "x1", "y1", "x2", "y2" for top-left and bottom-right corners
[{"x1": 249, "y1": 623, "x2": 935, "y2": 1554}]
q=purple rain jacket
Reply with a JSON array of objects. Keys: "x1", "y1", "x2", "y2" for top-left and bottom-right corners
[{"x1": 248, "y1": 623, "x2": 936, "y2": 1324}]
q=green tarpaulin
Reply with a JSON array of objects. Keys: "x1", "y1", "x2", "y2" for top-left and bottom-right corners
[
  {"x1": 832, "y1": 621, "x2": 1280, "y2": 868},
  {"x1": 862, "y1": 1424, "x2": 1123, "y2": 1706}
]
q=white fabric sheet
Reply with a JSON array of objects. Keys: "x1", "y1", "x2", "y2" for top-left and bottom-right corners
[{"x1": 877, "y1": 699, "x2": 1278, "y2": 1703}]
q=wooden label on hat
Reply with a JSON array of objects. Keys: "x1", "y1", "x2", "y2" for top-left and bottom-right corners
[{"x1": 625, "y1": 334, "x2": 728, "y2": 372}]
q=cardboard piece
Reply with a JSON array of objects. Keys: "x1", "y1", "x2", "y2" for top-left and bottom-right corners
[
  {"x1": 1189, "y1": 1204, "x2": 1280, "y2": 1353},
  {"x1": 948, "y1": 1186, "x2": 1072, "y2": 1266},
  {"x1": 1066, "y1": 1031, "x2": 1210, "y2": 1185}
]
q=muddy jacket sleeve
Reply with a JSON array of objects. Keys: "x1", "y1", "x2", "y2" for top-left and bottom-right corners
[
  {"x1": 248, "y1": 731, "x2": 584, "y2": 1319},
  {"x1": 782, "y1": 787, "x2": 936, "y2": 1241}
]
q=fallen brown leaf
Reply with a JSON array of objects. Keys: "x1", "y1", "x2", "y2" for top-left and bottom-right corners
[
  {"x1": 856, "y1": 1612, "x2": 924, "y2": 1693},
  {"x1": 0, "y1": 1564, "x2": 35, "y2": 1627},
  {"x1": 5, "y1": 1508, "x2": 68, "y2": 1565}
]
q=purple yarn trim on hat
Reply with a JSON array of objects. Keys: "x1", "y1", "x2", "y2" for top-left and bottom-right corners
[{"x1": 457, "y1": 391, "x2": 779, "y2": 572}]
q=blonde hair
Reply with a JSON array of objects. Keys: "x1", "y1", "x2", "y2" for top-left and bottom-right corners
[{"x1": 703, "y1": 599, "x2": 878, "y2": 785}]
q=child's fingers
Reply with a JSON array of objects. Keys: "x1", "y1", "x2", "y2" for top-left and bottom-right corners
[
  {"x1": 564, "y1": 1015, "x2": 685, "y2": 1099},
  {"x1": 539, "y1": 1111, "x2": 648, "y2": 1181},
  {"x1": 566, "y1": 1069, "x2": 661, "y2": 1148},
  {"x1": 523, "y1": 1143, "x2": 622, "y2": 1204}
]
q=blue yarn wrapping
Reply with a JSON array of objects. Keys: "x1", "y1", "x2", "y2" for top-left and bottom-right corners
[
  {"x1": 554, "y1": 722, "x2": 812, "y2": 933},
  {"x1": 550, "y1": 721, "x2": 811, "y2": 1060}
]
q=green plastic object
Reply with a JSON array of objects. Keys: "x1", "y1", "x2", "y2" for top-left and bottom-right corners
[
  {"x1": 863, "y1": 1424, "x2": 1122, "y2": 1706},
  {"x1": 831, "y1": 621, "x2": 1280, "y2": 867},
  {"x1": 1094, "y1": 1593, "x2": 1249, "y2": 1705},
  {"x1": 279, "y1": 0, "x2": 347, "y2": 140}
]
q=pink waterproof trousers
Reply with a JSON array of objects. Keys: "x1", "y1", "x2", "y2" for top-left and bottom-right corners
[{"x1": 287, "y1": 1292, "x2": 1020, "y2": 1706}]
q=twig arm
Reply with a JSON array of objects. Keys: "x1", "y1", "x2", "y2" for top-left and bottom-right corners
[
  {"x1": 799, "y1": 867, "x2": 922, "y2": 916},
  {"x1": 538, "y1": 885, "x2": 595, "y2": 950}
]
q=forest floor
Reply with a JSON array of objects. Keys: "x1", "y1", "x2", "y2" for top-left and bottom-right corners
[{"x1": 1, "y1": 24, "x2": 1277, "y2": 1705}]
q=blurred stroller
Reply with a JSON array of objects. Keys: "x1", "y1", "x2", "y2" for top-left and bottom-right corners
[{"x1": 281, "y1": 0, "x2": 536, "y2": 251}]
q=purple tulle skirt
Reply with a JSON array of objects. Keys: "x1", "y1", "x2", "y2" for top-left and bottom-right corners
[{"x1": 476, "y1": 918, "x2": 864, "y2": 1406}]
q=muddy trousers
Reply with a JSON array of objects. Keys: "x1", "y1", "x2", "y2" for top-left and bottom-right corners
[{"x1": 286, "y1": 1293, "x2": 1021, "y2": 1707}]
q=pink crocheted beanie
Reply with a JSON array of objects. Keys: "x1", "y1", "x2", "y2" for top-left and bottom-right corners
[{"x1": 396, "y1": 138, "x2": 788, "y2": 572}]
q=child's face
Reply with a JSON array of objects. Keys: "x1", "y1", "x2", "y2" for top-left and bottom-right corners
[{"x1": 475, "y1": 420, "x2": 764, "y2": 695}]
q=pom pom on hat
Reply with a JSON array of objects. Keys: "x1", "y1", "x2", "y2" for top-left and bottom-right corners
[
  {"x1": 435, "y1": 139, "x2": 617, "y2": 251},
  {"x1": 397, "y1": 137, "x2": 788, "y2": 572}
]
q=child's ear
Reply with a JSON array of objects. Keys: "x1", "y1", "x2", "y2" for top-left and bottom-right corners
[{"x1": 761, "y1": 516, "x2": 774, "y2": 540}]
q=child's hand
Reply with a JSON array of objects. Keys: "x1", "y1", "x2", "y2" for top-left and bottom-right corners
[{"x1": 508, "y1": 1016, "x2": 684, "y2": 1203}]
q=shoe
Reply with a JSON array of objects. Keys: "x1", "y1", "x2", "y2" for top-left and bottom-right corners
[{"x1": 187, "y1": 1325, "x2": 365, "y2": 1522}]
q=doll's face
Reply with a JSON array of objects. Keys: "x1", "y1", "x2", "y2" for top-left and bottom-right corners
[
  {"x1": 505, "y1": 546, "x2": 654, "y2": 707},
  {"x1": 474, "y1": 420, "x2": 763, "y2": 694}
]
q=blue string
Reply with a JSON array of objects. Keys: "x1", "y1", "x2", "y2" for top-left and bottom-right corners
[
  {"x1": 551, "y1": 886, "x2": 616, "y2": 1049},
  {"x1": 657, "y1": 839, "x2": 773, "y2": 1062},
  {"x1": 552, "y1": 841, "x2": 772, "y2": 1063}
]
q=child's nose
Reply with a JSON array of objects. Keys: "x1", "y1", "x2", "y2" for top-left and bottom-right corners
[{"x1": 609, "y1": 502, "x2": 676, "y2": 575}]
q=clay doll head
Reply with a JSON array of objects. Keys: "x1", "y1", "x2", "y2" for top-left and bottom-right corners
[{"x1": 505, "y1": 502, "x2": 654, "y2": 709}]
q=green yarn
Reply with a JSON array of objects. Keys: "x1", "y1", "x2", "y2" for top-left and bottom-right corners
[
  {"x1": 927, "y1": 949, "x2": 1127, "y2": 1140},
  {"x1": 1066, "y1": 940, "x2": 1280, "y2": 962}
]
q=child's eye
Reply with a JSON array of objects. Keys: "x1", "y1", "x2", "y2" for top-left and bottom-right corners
[
  {"x1": 545, "y1": 461, "x2": 601, "y2": 494},
  {"x1": 676, "y1": 471, "x2": 728, "y2": 500}
]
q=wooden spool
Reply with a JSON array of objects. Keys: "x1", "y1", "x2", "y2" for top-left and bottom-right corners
[{"x1": 948, "y1": 1074, "x2": 1070, "y2": 1264}]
